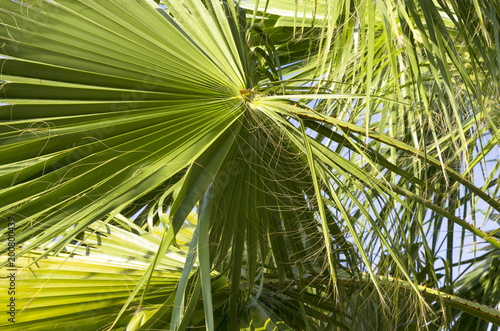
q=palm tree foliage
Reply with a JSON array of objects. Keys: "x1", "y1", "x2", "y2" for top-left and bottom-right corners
[{"x1": 1, "y1": 0, "x2": 500, "y2": 329}]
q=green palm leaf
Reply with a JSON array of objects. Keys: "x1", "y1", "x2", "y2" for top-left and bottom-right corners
[{"x1": 1, "y1": 0, "x2": 500, "y2": 329}]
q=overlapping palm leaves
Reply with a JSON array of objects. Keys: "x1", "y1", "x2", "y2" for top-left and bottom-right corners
[
  {"x1": 4, "y1": 213, "x2": 198, "y2": 330},
  {"x1": 1, "y1": 0, "x2": 499, "y2": 329}
]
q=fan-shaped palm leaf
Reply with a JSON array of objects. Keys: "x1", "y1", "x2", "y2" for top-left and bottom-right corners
[{"x1": 1, "y1": 0, "x2": 500, "y2": 329}]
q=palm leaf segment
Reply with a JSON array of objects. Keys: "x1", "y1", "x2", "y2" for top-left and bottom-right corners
[
  {"x1": 3, "y1": 213, "x2": 198, "y2": 330},
  {"x1": 1, "y1": 0, "x2": 500, "y2": 329}
]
